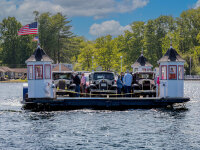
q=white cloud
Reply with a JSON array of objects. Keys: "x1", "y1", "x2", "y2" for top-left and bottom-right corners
[
  {"x1": 194, "y1": 0, "x2": 200, "y2": 8},
  {"x1": 0, "y1": 0, "x2": 149, "y2": 24},
  {"x1": 89, "y1": 20, "x2": 131, "y2": 36}
]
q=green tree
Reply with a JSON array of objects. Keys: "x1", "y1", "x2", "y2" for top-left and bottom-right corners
[
  {"x1": 37, "y1": 12, "x2": 74, "y2": 63},
  {"x1": 0, "y1": 17, "x2": 34, "y2": 67},
  {"x1": 120, "y1": 21, "x2": 145, "y2": 69},
  {"x1": 175, "y1": 8, "x2": 200, "y2": 74},
  {"x1": 144, "y1": 20, "x2": 157, "y2": 65},
  {"x1": 77, "y1": 41, "x2": 95, "y2": 71}
]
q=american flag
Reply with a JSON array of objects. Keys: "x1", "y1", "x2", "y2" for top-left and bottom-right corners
[{"x1": 18, "y1": 22, "x2": 38, "y2": 35}]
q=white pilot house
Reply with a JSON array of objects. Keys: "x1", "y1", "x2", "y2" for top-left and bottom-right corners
[
  {"x1": 158, "y1": 44, "x2": 185, "y2": 98},
  {"x1": 26, "y1": 46, "x2": 54, "y2": 98}
]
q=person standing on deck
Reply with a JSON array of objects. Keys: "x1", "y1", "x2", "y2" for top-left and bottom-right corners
[
  {"x1": 117, "y1": 75, "x2": 123, "y2": 97},
  {"x1": 73, "y1": 72, "x2": 81, "y2": 97},
  {"x1": 123, "y1": 70, "x2": 132, "y2": 97},
  {"x1": 120, "y1": 72, "x2": 124, "y2": 81},
  {"x1": 157, "y1": 75, "x2": 160, "y2": 97},
  {"x1": 81, "y1": 73, "x2": 86, "y2": 95}
]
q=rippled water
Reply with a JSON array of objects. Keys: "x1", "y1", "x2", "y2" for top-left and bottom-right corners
[{"x1": 0, "y1": 81, "x2": 200, "y2": 149}]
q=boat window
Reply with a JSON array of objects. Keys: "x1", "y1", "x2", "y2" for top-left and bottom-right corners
[
  {"x1": 45, "y1": 64, "x2": 51, "y2": 79},
  {"x1": 178, "y1": 65, "x2": 184, "y2": 80},
  {"x1": 142, "y1": 68, "x2": 146, "y2": 72},
  {"x1": 134, "y1": 68, "x2": 138, "y2": 73},
  {"x1": 161, "y1": 65, "x2": 167, "y2": 80},
  {"x1": 35, "y1": 65, "x2": 43, "y2": 80},
  {"x1": 28, "y1": 65, "x2": 33, "y2": 80},
  {"x1": 147, "y1": 68, "x2": 151, "y2": 71},
  {"x1": 169, "y1": 65, "x2": 177, "y2": 80}
]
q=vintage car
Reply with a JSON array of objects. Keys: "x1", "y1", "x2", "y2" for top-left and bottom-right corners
[
  {"x1": 132, "y1": 71, "x2": 156, "y2": 97},
  {"x1": 52, "y1": 71, "x2": 76, "y2": 96},
  {"x1": 87, "y1": 71, "x2": 117, "y2": 96}
]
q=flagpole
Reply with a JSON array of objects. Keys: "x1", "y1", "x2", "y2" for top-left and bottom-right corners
[{"x1": 37, "y1": 20, "x2": 40, "y2": 48}]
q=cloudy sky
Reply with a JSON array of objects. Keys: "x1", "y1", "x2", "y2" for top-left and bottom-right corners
[{"x1": 0, "y1": 0, "x2": 199, "y2": 39}]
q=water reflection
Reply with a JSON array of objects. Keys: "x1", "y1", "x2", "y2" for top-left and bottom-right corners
[
  {"x1": 27, "y1": 112, "x2": 55, "y2": 121},
  {"x1": 0, "y1": 81, "x2": 200, "y2": 149}
]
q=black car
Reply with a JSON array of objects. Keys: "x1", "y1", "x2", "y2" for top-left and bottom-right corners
[
  {"x1": 87, "y1": 71, "x2": 117, "y2": 96},
  {"x1": 132, "y1": 71, "x2": 156, "y2": 97},
  {"x1": 52, "y1": 71, "x2": 76, "y2": 96}
]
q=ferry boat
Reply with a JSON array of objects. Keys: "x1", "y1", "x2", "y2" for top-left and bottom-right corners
[{"x1": 22, "y1": 44, "x2": 190, "y2": 110}]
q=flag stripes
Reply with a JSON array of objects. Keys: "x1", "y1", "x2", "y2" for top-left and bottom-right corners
[{"x1": 18, "y1": 22, "x2": 38, "y2": 35}]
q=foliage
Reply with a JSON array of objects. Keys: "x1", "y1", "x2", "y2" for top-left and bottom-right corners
[
  {"x1": 37, "y1": 12, "x2": 74, "y2": 63},
  {"x1": 0, "y1": 17, "x2": 34, "y2": 67},
  {"x1": 93, "y1": 35, "x2": 123, "y2": 72},
  {"x1": 0, "y1": 8, "x2": 200, "y2": 75},
  {"x1": 77, "y1": 41, "x2": 95, "y2": 71}
]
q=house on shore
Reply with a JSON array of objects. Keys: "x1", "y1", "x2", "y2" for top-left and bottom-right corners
[
  {"x1": 52, "y1": 63, "x2": 72, "y2": 72},
  {"x1": 0, "y1": 66, "x2": 27, "y2": 80},
  {"x1": 11, "y1": 68, "x2": 27, "y2": 79},
  {"x1": 131, "y1": 50, "x2": 153, "y2": 73},
  {"x1": 0, "y1": 67, "x2": 14, "y2": 79}
]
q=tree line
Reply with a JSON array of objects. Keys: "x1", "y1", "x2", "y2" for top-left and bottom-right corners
[{"x1": 0, "y1": 8, "x2": 200, "y2": 74}]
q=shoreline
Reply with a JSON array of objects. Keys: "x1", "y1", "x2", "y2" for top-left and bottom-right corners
[{"x1": 0, "y1": 80, "x2": 27, "y2": 83}]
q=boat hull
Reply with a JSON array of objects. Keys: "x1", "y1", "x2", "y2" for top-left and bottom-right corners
[{"x1": 22, "y1": 97, "x2": 190, "y2": 111}]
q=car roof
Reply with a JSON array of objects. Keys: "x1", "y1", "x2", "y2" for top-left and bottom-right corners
[
  {"x1": 92, "y1": 71, "x2": 114, "y2": 73},
  {"x1": 53, "y1": 71, "x2": 73, "y2": 73}
]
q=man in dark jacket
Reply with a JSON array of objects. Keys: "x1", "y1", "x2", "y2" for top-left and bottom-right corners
[{"x1": 73, "y1": 73, "x2": 81, "y2": 97}]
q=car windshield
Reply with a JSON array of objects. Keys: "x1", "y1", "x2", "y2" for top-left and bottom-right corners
[
  {"x1": 137, "y1": 73, "x2": 154, "y2": 79},
  {"x1": 53, "y1": 73, "x2": 72, "y2": 80},
  {"x1": 93, "y1": 73, "x2": 114, "y2": 80}
]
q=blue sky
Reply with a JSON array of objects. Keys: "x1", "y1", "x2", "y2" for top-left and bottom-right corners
[
  {"x1": 72, "y1": 0, "x2": 198, "y2": 40},
  {"x1": 0, "y1": 0, "x2": 199, "y2": 40}
]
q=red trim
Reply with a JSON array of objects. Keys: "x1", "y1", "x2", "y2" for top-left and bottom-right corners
[
  {"x1": 27, "y1": 65, "x2": 33, "y2": 80},
  {"x1": 160, "y1": 65, "x2": 167, "y2": 80},
  {"x1": 35, "y1": 65, "x2": 43, "y2": 80},
  {"x1": 44, "y1": 64, "x2": 51, "y2": 79},
  {"x1": 178, "y1": 65, "x2": 184, "y2": 80},
  {"x1": 168, "y1": 65, "x2": 177, "y2": 80}
]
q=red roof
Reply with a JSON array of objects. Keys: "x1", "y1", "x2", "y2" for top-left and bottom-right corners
[
  {"x1": 0, "y1": 67, "x2": 27, "y2": 73},
  {"x1": 11, "y1": 68, "x2": 27, "y2": 73},
  {"x1": 52, "y1": 64, "x2": 71, "y2": 71},
  {"x1": 0, "y1": 67, "x2": 13, "y2": 72}
]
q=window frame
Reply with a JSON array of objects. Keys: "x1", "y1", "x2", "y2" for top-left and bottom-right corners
[
  {"x1": 134, "y1": 68, "x2": 138, "y2": 73},
  {"x1": 44, "y1": 64, "x2": 51, "y2": 79},
  {"x1": 27, "y1": 65, "x2": 33, "y2": 80},
  {"x1": 142, "y1": 68, "x2": 146, "y2": 72},
  {"x1": 35, "y1": 65, "x2": 43, "y2": 80},
  {"x1": 160, "y1": 65, "x2": 167, "y2": 80},
  {"x1": 168, "y1": 65, "x2": 177, "y2": 80},
  {"x1": 147, "y1": 68, "x2": 151, "y2": 71},
  {"x1": 178, "y1": 65, "x2": 184, "y2": 80}
]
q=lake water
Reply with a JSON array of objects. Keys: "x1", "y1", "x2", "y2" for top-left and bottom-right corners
[{"x1": 0, "y1": 81, "x2": 200, "y2": 150}]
